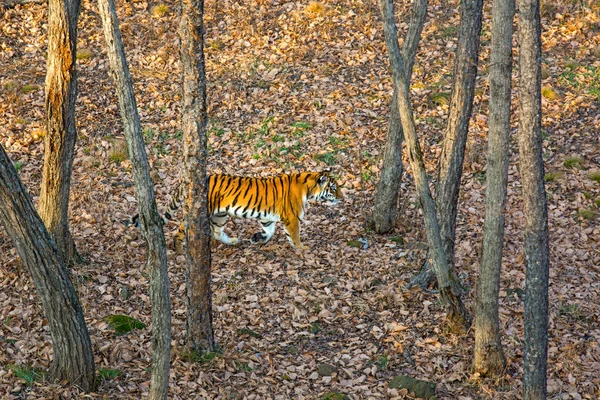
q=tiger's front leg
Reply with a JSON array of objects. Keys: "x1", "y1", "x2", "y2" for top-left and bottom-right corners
[{"x1": 282, "y1": 218, "x2": 308, "y2": 250}]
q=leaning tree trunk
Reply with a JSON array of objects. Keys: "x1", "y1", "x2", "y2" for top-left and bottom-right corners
[
  {"x1": 0, "y1": 145, "x2": 95, "y2": 391},
  {"x1": 474, "y1": 0, "x2": 514, "y2": 377},
  {"x1": 98, "y1": 0, "x2": 172, "y2": 397},
  {"x1": 408, "y1": 0, "x2": 483, "y2": 290},
  {"x1": 379, "y1": 0, "x2": 470, "y2": 331},
  {"x1": 371, "y1": 0, "x2": 427, "y2": 233},
  {"x1": 38, "y1": 0, "x2": 81, "y2": 263},
  {"x1": 517, "y1": 0, "x2": 549, "y2": 397},
  {"x1": 180, "y1": 0, "x2": 215, "y2": 353}
]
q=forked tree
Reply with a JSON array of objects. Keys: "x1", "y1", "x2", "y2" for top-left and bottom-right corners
[
  {"x1": 408, "y1": 0, "x2": 484, "y2": 291},
  {"x1": 517, "y1": 0, "x2": 550, "y2": 396},
  {"x1": 180, "y1": 0, "x2": 216, "y2": 353},
  {"x1": 379, "y1": 0, "x2": 469, "y2": 331},
  {"x1": 0, "y1": 145, "x2": 95, "y2": 391},
  {"x1": 38, "y1": 0, "x2": 81, "y2": 263},
  {"x1": 474, "y1": 0, "x2": 514, "y2": 377},
  {"x1": 97, "y1": 0, "x2": 172, "y2": 397},
  {"x1": 370, "y1": 0, "x2": 427, "y2": 233}
]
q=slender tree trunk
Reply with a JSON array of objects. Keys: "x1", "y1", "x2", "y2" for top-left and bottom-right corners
[
  {"x1": 408, "y1": 0, "x2": 483, "y2": 291},
  {"x1": 0, "y1": 145, "x2": 95, "y2": 391},
  {"x1": 474, "y1": 0, "x2": 514, "y2": 377},
  {"x1": 379, "y1": 0, "x2": 470, "y2": 331},
  {"x1": 98, "y1": 0, "x2": 172, "y2": 397},
  {"x1": 38, "y1": 0, "x2": 81, "y2": 263},
  {"x1": 371, "y1": 0, "x2": 427, "y2": 233},
  {"x1": 180, "y1": 0, "x2": 215, "y2": 353},
  {"x1": 517, "y1": 0, "x2": 549, "y2": 397}
]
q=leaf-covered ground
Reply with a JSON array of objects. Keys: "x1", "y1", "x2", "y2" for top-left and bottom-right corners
[{"x1": 1, "y1": 0, "x2": 599, "y2": 398}]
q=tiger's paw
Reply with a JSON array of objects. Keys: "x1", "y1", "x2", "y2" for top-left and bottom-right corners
[
  {"x1": 251, "y1": 232, "x2": 268, "y2": 244},
  {"x1": 295, "y1": 244, "x2": 309, "y2": 251}
]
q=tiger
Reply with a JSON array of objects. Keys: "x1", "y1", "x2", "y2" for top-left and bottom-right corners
[{"x1": 132, "y1": 170, "x2": 342, "y2": 250}]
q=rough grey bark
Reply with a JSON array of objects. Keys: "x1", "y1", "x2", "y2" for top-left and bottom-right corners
[
  {"x1": 0, "y1": 145, "x2": 95, "y2": 391},
  {"x1": 38, "y1": 0, "x2": 81, "y2": 263},
  {"x1": 371, "y1": 0, "x2": 427, "y2": 233},
  {"x1": 517, "y1": 0, "x2": 549, "y2": 397},
  {"x1": 180, "y1": 0, "x2": 215, "y2": 353},
  {"x1": 408, "y1": 0, "x2": 483, "y2": 291},
  {"x1": 379, "y1": 0, "x2": 469, "y2": 331},
  {"x1": 98, "y1": 0, "x2": 172, "y2": 397},
  {"x1": 474, "y1": 0, "x2": 514, "y2": 377}
]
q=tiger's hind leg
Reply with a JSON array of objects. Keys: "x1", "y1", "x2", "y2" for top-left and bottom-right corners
[
  {"x1": 251, "y1": 220, "x2": 276, "y2": 244},
  {"x1": 210, "y1": 213, "x2": 239, "y2": 245}
]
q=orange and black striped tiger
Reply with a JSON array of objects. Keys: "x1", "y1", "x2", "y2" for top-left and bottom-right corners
[{"x1": 133, "y1": 170, "x2": 342, "y2": 250}]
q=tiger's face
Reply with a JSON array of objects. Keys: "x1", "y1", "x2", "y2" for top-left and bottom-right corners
[{"x1": 311, "y1": 173, "x2": 343, "y2": 204}]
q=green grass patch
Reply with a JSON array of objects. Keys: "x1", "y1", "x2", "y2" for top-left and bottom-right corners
[
  {"x1": 588, "y1": 170, "x2": 600, "y2": 184},
  {"x1": 234, "y1": 360, "x2": 253, "y2": 372},
  {"x1": 76, "y1": 48, "x2": 94, "y2": 60},
  {"x1": 321, "y1": 392, "x2": 351, "y2": 400},
  {"x1": 577, "y1": 209, "x2": 596, "y2": 220},
  {"x1": 104, "y1": 314, "x2": 146, "y2": 335},
  {"x1": 108, "y1": 151, "x2": 128, "y2": 165},
  {"x1": 563, "y1": 156, "x2": 582, "y2": 169},
  {"x1": 181, "y1": 349, "x2": 221, "y2": 364},
  {"x1": 20, "y1": 84, "x2": 39, "y2": 94},
  {"x1": 6, "y1": 364, "x2": 41, "y2": 386},
  {"x1": 98, "y1": 368, "x2": 121, "y2": 381},
  {"x1": 544, "y1": 170, "x2": 563, "y2": 182},
  {"x1": 13, "y1": 161, "x2": 24, "y2": 172},
  {"x1": 314, "y1": 151, "x2": 337, "y2": 165},
  {"x1": 238, "y1": 328, "x2": 263, "y2": 339},
  {"x1": 594, "y1": 199, "x2": 600, "y2": 208},
  {"x1": 430, "y1": 91, "x2": 451, "y2": 106}
]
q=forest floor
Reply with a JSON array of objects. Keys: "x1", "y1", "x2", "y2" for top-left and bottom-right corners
[{"x1": 1, "y1": 0, "x2": 599, "y2": 398}]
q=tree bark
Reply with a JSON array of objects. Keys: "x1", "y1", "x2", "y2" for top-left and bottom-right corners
[
  {"x1": 379, "y1": 0, "x2": 469, "y2": 331},
  {"x1": 517, "y1": 0, "x2": 549, "y2": 397},
  {"x1": 180, "y1": 0, "x2": 215, "y2": 353},
  {"x1": 38, "y1": 0, "x2": 81, "y2": 263},
  {"x1": 408, "y1": 0, "x2": 483, "y2": 291},
  {"x1": 474, "y1": 0, "x2": 514, "y2": 377},
  {"x1": 371, "y1": 0, "x2": 427, "y2": 233},
  {"x1": 97, "y1": 0, "x2": 172, "y2": 397},
  {"x1": 0, "y1": 145, "x2": 95, "y2": 391}
]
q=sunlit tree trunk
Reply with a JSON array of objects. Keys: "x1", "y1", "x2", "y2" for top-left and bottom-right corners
[
  {"x1": 371, "y1": 0, "x2": 427, "y2": 233},
  {"x1": 38, "y1": 0, "x2": 81, "y2": 263},
  {"x1": 379, "y1": 0, "x2": 469, "y2": 331},
  {"x1": 98, "y1": 0, "x2": 172, "y2": 397},
  {"x1": 474, "y1": 0, "x2": 514, "y2": 377},
  {"x1": 517, "y1": 0, "x2": 549, "y2": 397},
  {"x1": 0, "y1": 145, "x2": 95, "y2": 391},
  {"x1": 180, "y1": 0, "x2": 215, "y2": 353},
  {"x1": 408, "y1": 0, "x2": 483, "y2": 291}
]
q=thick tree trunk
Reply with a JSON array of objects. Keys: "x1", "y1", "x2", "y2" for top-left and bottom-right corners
[
  {"x1": 474, "y1": 0, "x2": 514, "y2": 377},
  {"x1": 379, "y1": 0, "x2": 469, "y2": 332},
  {"x1": 408, "y1": 0, "x2": 483, "y2": 291},
  {"x1": 98, "y1": 0, "x2": 172, "y2": 398},
  {"x1": 0, "y1": 145, "x2": 95, "y2": 391},
  {"x1": 371, "y1": 0, "x2": 427, "y2": 233},
  {"x1": 38, "y1": 0, "x2": 81, "y2": 263},
  {"x1": 517, "y1": 0, "x2": 549, "y2": 397},
  {"x1": 180, "y1": 0, "x2": 215, "y2": 353}
]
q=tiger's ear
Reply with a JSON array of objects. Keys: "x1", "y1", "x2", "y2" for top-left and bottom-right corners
[{"x1": 318, "y1": 174, "x2": 328, "y2": 184}]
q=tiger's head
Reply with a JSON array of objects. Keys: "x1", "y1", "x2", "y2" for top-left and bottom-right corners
[{"x1": 309, "y1": 171, "x2": 343, "y2": 204}]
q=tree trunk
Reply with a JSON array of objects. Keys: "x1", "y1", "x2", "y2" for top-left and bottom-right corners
[
  {"x1": 379, "y1": 0, "x2": 470, "y2": 332},
  {"x1": 517, "y1": 0, "x2": 549, "y2": 397},
  {"x1": 180, "y1": 0, "x2": 216, "y2": 353},
  {"x1": 38, "y1": 0, "x2": 81, "y2": 263},
  {"x1": 0, "y1": 145, "x2": 95, "y2": 391},
  {"x1": 98, "y1": 0, "x2": 172, "y2": 397},
  {"x1": 474, "y1": 0, "x2": 514, "y2": 377},
  {"x1": 371, "y1": 0, "x2": 427, "y2": 233},
  {"x1": 408, "y1": 0, "x2": 483, "y2": 291}
]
